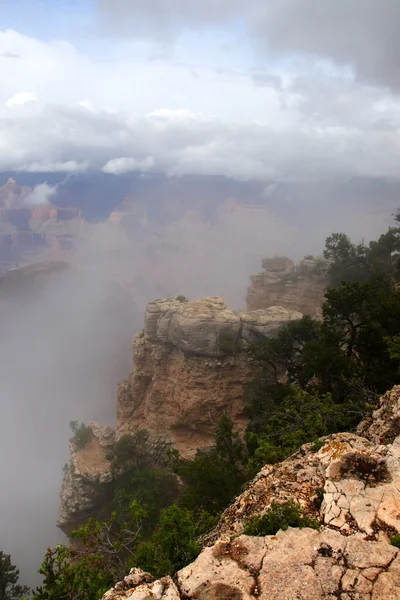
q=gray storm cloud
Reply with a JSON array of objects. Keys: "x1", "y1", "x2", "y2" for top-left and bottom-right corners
[{"x1": 96, "y1": 0, "x2": 400, "y2": 91}]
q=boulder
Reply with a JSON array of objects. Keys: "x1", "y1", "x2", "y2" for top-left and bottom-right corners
[
  {"x1": 177, "y1": 530, "x2": 400, "y2": 600},
  {"x1": 238, "y1": 306, "x2": 303, "y2": 346},
  {"x1": 261, "y1": 256, "x2": 294, "y2": 273},
  {"x1": 157, "y1": 296, "x2": 241, "y2": 357},
  {"x1": 102, "y1": 569, "x2": 180, "y2": 600}
]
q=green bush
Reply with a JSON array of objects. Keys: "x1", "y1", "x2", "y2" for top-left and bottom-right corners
[
  {"x1": 69, "y1": 421, "x2": 92, "y2": 450},
  {"x1": 217, "y1": 329, "x2": 239, "y2": 354},
  {"x1": 135, "y1": 505, "x2": 200, "y2": 577},
  {"x1": 243, "y1": 500, "x2": 319, "y2": 536},
  {"x1": 390, "y1": 534, "x2": 400, "y2": 549},
  {"x1": 245, "y1": 387, "x2": 350, "y2": 475},
  {"x1": 112, "y1": 430, "x2": 170, "y2": 475},
  {"x1": 113, "y1": 467, "x2": 179, "y2": 536},
  {"x1": 0, "y1": 551, "x2": 29, "y2": 600},
  {"x1": 311, "y1": 439, "x2": 326, "y2": 452},
  {"x1": 173, "y1": 416, "x2": 246, "y2": 514}
]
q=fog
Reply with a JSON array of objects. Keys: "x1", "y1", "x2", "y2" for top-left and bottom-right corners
[
  {"x1": 0, "y1": 259, "x2": 137, "y2": 587},
  {"x1": 0, "y1": 179, "x2": 397, "y2": 588}
]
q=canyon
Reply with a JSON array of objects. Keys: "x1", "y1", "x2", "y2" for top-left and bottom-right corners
[{"x1": 0, "y1": 178, "x2": 84, "y2": 273}]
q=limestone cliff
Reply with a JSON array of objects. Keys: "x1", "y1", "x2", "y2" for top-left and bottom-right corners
[
  {"x1": 58, "y1": 423, "x2": 115, "y2": 536},
  {"x1": 246, "y1": 255, "x2": 329, "y2": 317},
  {"x1": 101, "y1": 386, "x2": 400, "y2": 600},
  {"x1": 117, "y1": 296, "x2": 302, "y2": 456}
]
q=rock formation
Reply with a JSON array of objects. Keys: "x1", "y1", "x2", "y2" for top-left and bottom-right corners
[
  {"x1": 117, "y1": 296, "x2": 302, "y2": 455},
  {"x1": 206, "y1": 392, "x2": 400, "y2": 543},
  {"x1": 102, "y1": 386, "x2": 400, "y2": 600},
  {"x1": 57, "y1": 296, "x2": 301, "y2": 533},
  {"x1": 246, "y1": 255, "x2": 329, "y2": 317},
  {"x1": 58, "y1": 423, "x2": 115, "y2": 536}
]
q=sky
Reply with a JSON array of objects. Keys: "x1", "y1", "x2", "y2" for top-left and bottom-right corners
[{"x1": 1, "y1": 0, "x2": 400, "y2": 182}]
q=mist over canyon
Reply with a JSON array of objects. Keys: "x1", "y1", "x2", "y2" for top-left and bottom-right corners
[{"x1": 0, "y1": 170, "x2": 397, "y2": 586}]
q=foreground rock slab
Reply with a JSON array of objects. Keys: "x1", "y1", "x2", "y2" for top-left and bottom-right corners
[
  {"x1": 102, "y1": 531, "x2": 400, "y2": 599},
  {"x1": 178, "y1": 530, "x2": 400, "y2": 600}
]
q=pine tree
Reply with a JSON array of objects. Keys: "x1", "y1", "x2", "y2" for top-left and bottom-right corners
[{"x1": 0, "y1": 552, "x2": 29, "y2": 600}]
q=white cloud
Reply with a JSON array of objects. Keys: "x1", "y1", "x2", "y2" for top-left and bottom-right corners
[
  {"x1": 16, "y1": 160, "x2": 88, "y2": 172},
  {"x1": 23, "y1": 182, "x2": 56, "y2": 205},
  {"x1": 1, "y1": 99, "x2": 400, "y2": 182},
  {"x1": 5, "y1": 91, "x2": 37, "y2": 107},
  {"x1": 102, "y1": 156, "x2": 154, "y2": 174}
]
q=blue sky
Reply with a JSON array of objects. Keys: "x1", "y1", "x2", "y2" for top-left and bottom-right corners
[{"x1": 1, "y1": 0, "x2": 95, "y2": 41}]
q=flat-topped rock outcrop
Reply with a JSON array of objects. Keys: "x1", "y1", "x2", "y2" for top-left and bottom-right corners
[{"x1": 117, "y1": 296, "x2": 301, "y2": 455}]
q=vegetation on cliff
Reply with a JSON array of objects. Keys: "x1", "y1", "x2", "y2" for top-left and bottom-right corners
[
  {"x1": 0, "y1": 552, "x2": 29, "y2": 600},
  {"x1": 245, "y1": 213, "x2": 400, "y2": 471}
]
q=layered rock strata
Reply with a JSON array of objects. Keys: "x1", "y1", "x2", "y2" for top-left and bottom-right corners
[
  {"x1": 246, "y1": 255, "x2": 329, "y2": 317},
  {"x1": 117, "y1": 296, "x2": 302, "y2": 455}
]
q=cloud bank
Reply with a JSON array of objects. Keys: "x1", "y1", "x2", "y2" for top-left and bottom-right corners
[{"x1": 0, "y1": 16, "x2": 400, "y2": 183}]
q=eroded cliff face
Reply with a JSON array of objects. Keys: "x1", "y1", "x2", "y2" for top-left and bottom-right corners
[
  {"x1": 58, "y1": 423, "x2": 115, "y2": 536},
  {"x1": 102, "y1": 386, "x2": 400, "y2": 600},
  {"x1": 117, "y1": 296, "x2": 302, "y2": 456},
  {"x1": 246, "y1": 255, "x2": 329, "y2": 317}
]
